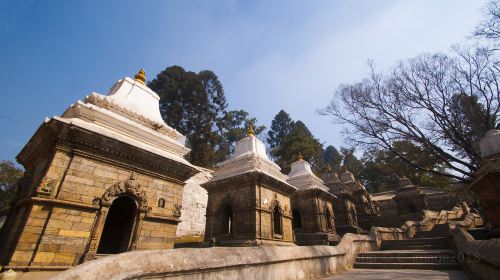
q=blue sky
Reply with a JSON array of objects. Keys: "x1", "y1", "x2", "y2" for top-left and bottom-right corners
[{"x1": 0, "y1": 0, "x2": 487, "y2": 163}]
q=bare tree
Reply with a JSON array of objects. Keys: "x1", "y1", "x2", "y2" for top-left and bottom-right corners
[
  {"x1": 320, "y1": 47, "x2": 499, "y2": 182},
  {"x1": 474, "y1": 0, "x2": 500, "y2": 41}
]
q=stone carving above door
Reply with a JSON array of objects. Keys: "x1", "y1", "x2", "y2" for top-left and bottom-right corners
[{"x1": 95, "y1": 172, "x2": 149, "y2": 211}]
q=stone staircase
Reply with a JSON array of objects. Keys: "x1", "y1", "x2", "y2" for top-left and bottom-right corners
[{"x1": 354, "y1": 224, "x2": 462, "y2": 270}]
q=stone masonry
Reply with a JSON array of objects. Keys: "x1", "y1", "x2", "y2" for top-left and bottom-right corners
[
  {"x1": 202, "y1": 128, "x2": 297, "y2": 246},
  {"x1": 288, "y1": 157, "x2": 339, "y2": 245},
  {"x1": 0, "y1": 71, "x2": 200, "y2": 270}
]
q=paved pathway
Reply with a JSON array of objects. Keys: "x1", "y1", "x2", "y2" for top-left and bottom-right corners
[{"x1": 319, "y1": 269, "x2": 472, "y2": 280}]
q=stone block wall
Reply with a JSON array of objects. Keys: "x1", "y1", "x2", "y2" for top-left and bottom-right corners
[
  {"x1": 1, "y1": 139, "x2": 192, "y2": 269},
  {"x1": 204, "y1": 173, "x2": 294, "y2": 245},
  {"x1": 205, "y1": 180, "x2": 257, "y2": 239},
  {"x1": 256, "y1": 186, "x2": 293, "y2": 242},
  {"x1": 175, "y1": 170, "x2": 212, "y2": 240},
  {"x1": 292, "y1": 193, "x2": 335, "y2": 234}
]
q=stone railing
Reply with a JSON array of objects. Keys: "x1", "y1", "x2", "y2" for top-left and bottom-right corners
[
  {"x1": 370, "y1": 206, "x2": 465, "y2": 242},
  {"x1": 50, "y1": 233, "x2": 378, "y2": 280},
  {"x1": 449, "y1": 222, "x2": 500, "y2": 280}
]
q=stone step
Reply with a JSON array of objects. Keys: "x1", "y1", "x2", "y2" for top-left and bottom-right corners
[
  {"x1": 353, "y1": 262, "x2": 462, "y2": 270},
  {"x1": 355, "y1": 256, "x2": 458, "y2": 263},
  {"x1": 357, "y1": 249, "x2": 456, "y2": 258},
  {"x1": 413, "y1": 231, "x2": 449, "y2": 238},
  {"x1": 382, "y1": 237, "x2": 448, "y2": 245},
  {"x1": 381, "y1": 244, "x2": 450, "y2": 250}
]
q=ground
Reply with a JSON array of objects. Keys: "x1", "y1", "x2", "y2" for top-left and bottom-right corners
[{"x1": 319, "y1": 269, "x2": 473, "y2": 280}]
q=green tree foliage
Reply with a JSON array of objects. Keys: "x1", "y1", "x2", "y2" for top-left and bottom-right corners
[
  {"x1": 215, "y1": 110, "x2": 265, "y2": 162},
  {"x1": 321, "y1": 47, "x2": 499, "y2": 182},
  {"x1": 149, "y1": 66, "x2": 220, "y2": 167},
  {"x1": 267, "y1": 110, "x2": 294, "y2": 152},
  {"x1": 358, "y1": 141, "x2": 450, "y2": 193},
  {"x1": 149, "y1": 66, "x2": 264, "y2": 167},
  {"x1": 267, "y1": 112, "x2": 324, "y2": 173},
  {"x1": 340, "y1": 147, "x2": 363, "y2": 174},
  {"x1": 0, "y1": 161, "x2": 24, "y2": 215},
  {"x1": 322, "y1": 145, "x2": 342, "y2": 172}
]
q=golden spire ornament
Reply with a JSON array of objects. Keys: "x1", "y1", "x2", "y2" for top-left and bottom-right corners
[
  {"x1": 247, "y1": 126, "x2": 255, "y2": 137},
  {"x1": 297, "y1": 152, "x2": 303, "y2": 161},
  {"x1": 134, "y1": 68, "x2": 146, "y2": 84}
]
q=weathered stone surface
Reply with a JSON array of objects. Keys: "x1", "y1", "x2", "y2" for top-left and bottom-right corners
[
  {"x1": 450, "y1": 222, "x2": 500, "y2": 280},
  {"x1": 0, "y1": 73, "x2": 201, "y2": 269},
  {"x1": 50, "y1": 233, "x2": 377, "y2": 280},
  {"x1": 175, "y1": 169, "x2": 212, "y2": 239}
]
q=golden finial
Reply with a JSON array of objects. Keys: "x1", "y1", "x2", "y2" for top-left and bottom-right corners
[
  {"x1": 342, "y1": 165, "x2": 349, "y2": 173},
  {"x1": 297, "y1": 152, "x2": 303, "y2": 161},
  {"x1": 134, "y1": 68, "x2": 146, "y2": 84},
  {"x1": 247, "y1": 126, "x2": 255, "y2": 137}
]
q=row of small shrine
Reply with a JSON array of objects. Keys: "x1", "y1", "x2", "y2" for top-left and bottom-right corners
[{"x1": 202, "y1": 127, "x2": 380, "y2": 246}]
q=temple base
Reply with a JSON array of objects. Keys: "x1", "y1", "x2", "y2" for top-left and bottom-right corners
[{"x1": 295, "y1": 232, "x2": 340, "y2": 246}]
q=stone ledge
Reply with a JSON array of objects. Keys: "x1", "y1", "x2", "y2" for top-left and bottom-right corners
[
  {"x1": 450, "y1": 222, "x2": 500, "y2": 280},
  {"x1": 50, "y1": 233, "x2": 377, "y2": 280},
  {"x1": 371, "y1": 206, "x2": 466, "y2": 242}
]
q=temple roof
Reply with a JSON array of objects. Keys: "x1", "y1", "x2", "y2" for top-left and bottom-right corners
[
  {"x1": 51, "y1": 71, "x2": 197, "y2": 169},
  {"x1": 209, "y1": 131, "x2": 292, "y2": 187},
  {"x1": 287, "y1": 158, "x2": 329, "y2": 192}
]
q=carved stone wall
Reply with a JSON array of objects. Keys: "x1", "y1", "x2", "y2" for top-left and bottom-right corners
[
  {"x1": 0, "y1": 120, "x2": 197, "y2": 269},
  {"x1": 203, "y1": 172, "x2": 295, "y2": 246},
  {"x1": 292, "y1": 189, "x2": 339, "y2": 245},
  {"x1": 332, "y1": 193, "x2": 364, "y2": 235}
]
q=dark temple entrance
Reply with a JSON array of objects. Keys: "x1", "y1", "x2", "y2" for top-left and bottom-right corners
[{"x1": 97, "y1": 196, "x2": 137, "y2": 254}]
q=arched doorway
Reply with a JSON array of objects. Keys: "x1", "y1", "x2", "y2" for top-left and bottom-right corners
[{"x1": 97, "y1": 196, "x2": 137, "y2": 254}]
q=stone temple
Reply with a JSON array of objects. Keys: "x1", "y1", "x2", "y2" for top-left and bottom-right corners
[
  {"x1": 0, "y1": 70, "x2": 200, "y2": 267},
  {"x1": 0, "y1": 70, "x2": 498, "y2": 280},
  {"x1": 202, "y1": 127, "x2": 297, "y2": 246}
]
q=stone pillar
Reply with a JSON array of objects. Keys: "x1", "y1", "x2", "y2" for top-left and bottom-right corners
[
  {"x1": 83, "y1": 207, "x2": 109, "y2": 262},
  {"x1": 130, "y1": 212, "x2": 146, "y2": 250}
]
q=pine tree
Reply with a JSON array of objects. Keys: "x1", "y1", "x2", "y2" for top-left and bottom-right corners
[
  {"x1": 323, "y1": 145, "x2": 342, "y2": 172},
  {"x1": 149, "y1": 66, "x2": 265, "y2": 167},
  {"x1": 267, "y1": 110, "x2": 294, "y2": 152},
  {"x1": 215, "y1": 110, "x2": 265, "y2": 162},
  {"x1": 149, "y1": 66, "x2": 226, "y2": 167},
  {"x1": 275, "y1": 121, "x2": 324, "y2": 174}
]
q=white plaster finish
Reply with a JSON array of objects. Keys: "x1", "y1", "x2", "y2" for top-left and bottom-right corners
[
  {"x1": 55, "y1": 76, "x2": 198, "y2": 170},
  {"x1": 106, "y1": 77, "x2": 166, "y2": 127},
  {"x1": 176, "y1": 168, "x2": 212, "y2": 237},
  {"x1": 287, "y1": 159, "x2": 329, "y2": 192},
  {"x1": 210, "y1": 135, "x2": 292, "y2": 187},
  {"x1": 479, "y1": 129, "x2": 500, "y2": 158},
  {"x1": 49, "y1": 233, "x2": 377, "y2": 280}
]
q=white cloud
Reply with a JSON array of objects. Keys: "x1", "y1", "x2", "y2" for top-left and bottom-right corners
[{"x1": 223, "y1": 0, "x2": 486, "y2": 149}]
